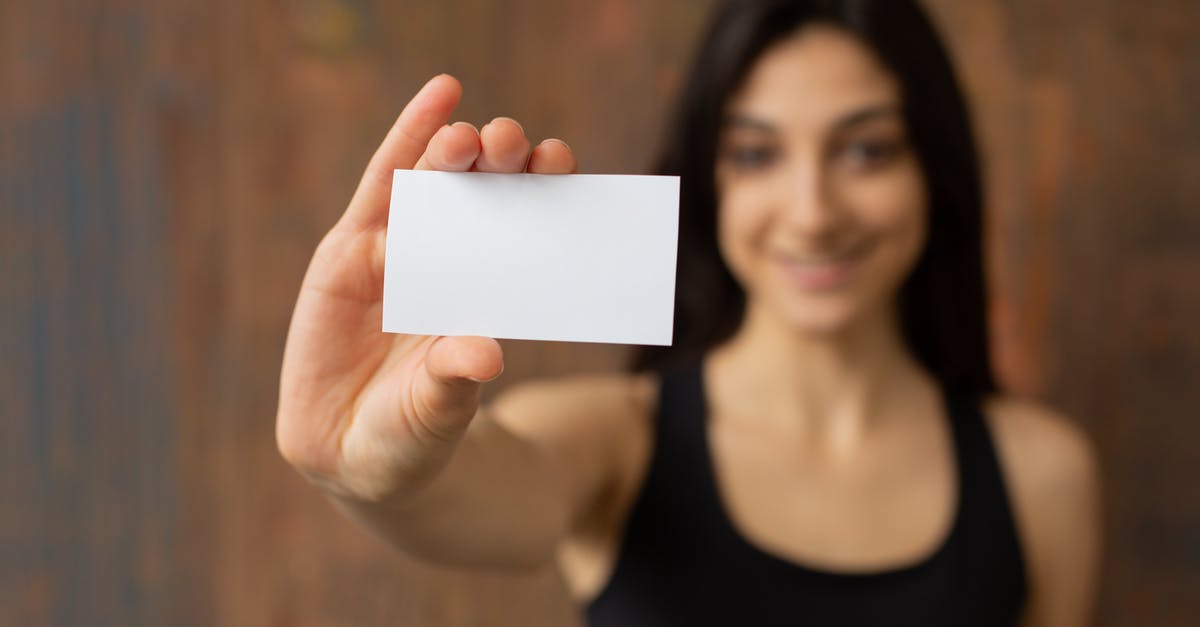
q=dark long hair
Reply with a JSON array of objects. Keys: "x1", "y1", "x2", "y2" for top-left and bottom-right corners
[{"x1": 631, "y1": 0, "x2": 997, "y2": 401}]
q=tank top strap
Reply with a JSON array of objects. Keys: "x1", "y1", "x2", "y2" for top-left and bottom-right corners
[
  {"x1": 941, "y1": 390, "x2": 1029, "y2": 612},
  {"x1": 638, "y1": 363, "x2": 731, "y2": 541}
]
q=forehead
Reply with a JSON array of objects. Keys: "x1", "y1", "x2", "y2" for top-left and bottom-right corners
[{"x1": 724, "y1": 24, "x2": 901, "y2": 128}]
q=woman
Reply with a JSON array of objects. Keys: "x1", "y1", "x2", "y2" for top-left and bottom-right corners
[{"x1": 276, "y1": 1, "x2": 1101, "y2": 625}]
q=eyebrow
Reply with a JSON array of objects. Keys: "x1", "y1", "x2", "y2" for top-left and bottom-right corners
[{"x1": 723, "y1": 104, "x2": 902, "y2": 134}]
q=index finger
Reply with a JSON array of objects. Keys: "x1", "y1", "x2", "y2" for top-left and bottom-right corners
[{"x1": 340, "y1": 74, "x2": 463, "y2": 231}]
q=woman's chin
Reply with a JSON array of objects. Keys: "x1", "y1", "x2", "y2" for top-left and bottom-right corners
[{"x1": 768, "y1": 297, "x2": 868, "y2": 337}]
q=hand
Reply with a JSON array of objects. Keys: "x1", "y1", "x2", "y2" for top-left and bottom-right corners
[{"x1": 276, "y1": 74, "x2": 577, "y2": 502}]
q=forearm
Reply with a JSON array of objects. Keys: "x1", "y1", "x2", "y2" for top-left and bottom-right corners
[{"x1": 328, "y1": 408, "x2": 570, "y2": 571}]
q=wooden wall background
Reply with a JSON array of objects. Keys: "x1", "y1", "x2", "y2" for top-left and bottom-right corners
[{"x1": 2, "y1": 0, "x2": 1197, "y2": 625}]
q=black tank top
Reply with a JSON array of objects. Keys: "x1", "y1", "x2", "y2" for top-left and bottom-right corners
[{"x1": 585, "y1": 362, "x2": 1028, "y2": 626}]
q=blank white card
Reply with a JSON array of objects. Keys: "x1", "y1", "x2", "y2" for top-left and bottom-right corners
[{"x1": 383, "y1": 170, "x2": 679, "y2": 345}]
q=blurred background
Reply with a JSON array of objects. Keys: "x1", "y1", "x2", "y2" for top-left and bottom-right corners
[{"x1": 2, "y1": 0, "x2": 1198, "y2": 625}]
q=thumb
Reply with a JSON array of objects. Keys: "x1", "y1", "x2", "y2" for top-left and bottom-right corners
[
  {"x1": 411, "y1": 336, "x2": 504, "y2": 438},
  {"x1": 425, "y1": 335, "x2": 505, "y2": 384}
]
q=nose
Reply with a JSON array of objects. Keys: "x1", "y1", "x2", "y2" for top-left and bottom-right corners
[{"x1": 781, "y1": 158, "x2": 840, "y2": 236}]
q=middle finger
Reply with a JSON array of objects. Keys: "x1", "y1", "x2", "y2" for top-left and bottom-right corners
[{"x1": 472, "y1": 117, "x2": 531, "y2": 173}]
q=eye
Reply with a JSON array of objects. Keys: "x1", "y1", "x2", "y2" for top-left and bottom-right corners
[
  {"x1": 836, "y1": 138, "x2": 903, "y2": 170},
  {"x1": 722, "y1": 145, "x2": 779, "y2": 170}
]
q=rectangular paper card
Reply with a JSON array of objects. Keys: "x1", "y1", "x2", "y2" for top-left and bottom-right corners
[{"x1": 383, "y1": 170, "x2": 679, "y2": 345}]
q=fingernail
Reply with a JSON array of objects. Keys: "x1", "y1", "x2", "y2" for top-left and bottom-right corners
[
  {"x1": 494, "y1": 116, "x2": 525, "y2": 134},
  {"x1": 540, "y1": 138, "x2": 571, "y2": 150},
  {"x1": 451, "y1": 121, "x2": 478, "y2": 133},
  {"x1": 467, "y1": 363, "x2": 503, "y2": 383}
]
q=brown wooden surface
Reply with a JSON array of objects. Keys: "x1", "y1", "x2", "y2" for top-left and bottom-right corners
[{"x1": 2, "y1": 0, "x2": 1197, "y2": 625}]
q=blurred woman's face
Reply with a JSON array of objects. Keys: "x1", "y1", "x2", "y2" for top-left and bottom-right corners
[{"x1": 715, "y1": 25, "x2": 927, "y2": 336}]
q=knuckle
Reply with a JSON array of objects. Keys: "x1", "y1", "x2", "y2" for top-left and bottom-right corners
[
  {"x1": 276, "y1": 420, "x2": 339, "y2": 478},
  {"x1": 277, "y1": 432, "x2": 317, "y2": 471}
]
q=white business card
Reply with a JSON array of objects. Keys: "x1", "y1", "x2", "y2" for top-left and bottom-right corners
[{"x1": 383, "y1": 170, "x2": 679, "y2": 345}]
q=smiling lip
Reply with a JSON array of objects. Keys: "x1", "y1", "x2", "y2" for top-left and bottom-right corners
[{"x1": 773, "y1": 246, "x2": 869, "y2": 290}]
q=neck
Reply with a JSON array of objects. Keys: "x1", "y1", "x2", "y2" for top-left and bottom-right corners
[{"x1": 706, "y1": 299, "x2": 933, "y2": 444}]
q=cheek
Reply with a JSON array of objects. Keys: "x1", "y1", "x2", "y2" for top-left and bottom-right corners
[{"x1": 849, "y1": 168, "x2": 928, "y2": 290}]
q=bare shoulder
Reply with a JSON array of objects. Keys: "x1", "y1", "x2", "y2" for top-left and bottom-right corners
[
  {"x1": 983, "y1": 395, "x2": 1103, "y2": 626},
  {"x1": 982, "y1": 396, "x2": 1101, "y2": 504},
  {"x1": 490, "y1": 370, "x2": 658, "y2": 425},
  {"x1": 486, "y1": 370, "x2": 660, "y2": 526}
]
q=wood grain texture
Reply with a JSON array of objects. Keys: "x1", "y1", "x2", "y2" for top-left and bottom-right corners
[{"x1": 2, "y1": 0, "x2": 1196, "y2": 625}]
